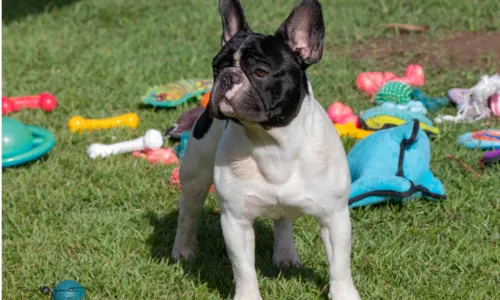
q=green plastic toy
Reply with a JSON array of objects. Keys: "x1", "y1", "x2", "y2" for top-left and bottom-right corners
[
  {"x1": 2, "y1": 117, "x2": 55, "y2": 168},
  {"x1": 410, "y1": 88, "x2": 449, "y2": 112},
  {"x1": 374, "y1": 81, "x2": 412, "y2": 105},
  {"x1": 142, "y1": 79, "x2": 213, "y2": 108}
]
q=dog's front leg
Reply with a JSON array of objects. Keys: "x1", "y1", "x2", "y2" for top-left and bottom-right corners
[
  {"x1": 320, "y1": 207, "x2": 361, "y2": 300},
  {"x1": 221, "y1": 210, "x2": 261, "y2": 300}
]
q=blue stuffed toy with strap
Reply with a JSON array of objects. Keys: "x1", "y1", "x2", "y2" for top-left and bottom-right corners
[{"x1": 347, "y1": 120, "x2": 446, "y2": 208}]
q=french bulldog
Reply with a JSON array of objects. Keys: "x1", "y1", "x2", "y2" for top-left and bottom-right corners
[{"x1": 171, "y1": 0, "x2": 360, "y2": 299}]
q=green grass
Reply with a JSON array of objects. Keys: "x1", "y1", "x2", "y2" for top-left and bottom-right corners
[{"x1": 2, "y1": 0, "x2": 499, "y2": 299}]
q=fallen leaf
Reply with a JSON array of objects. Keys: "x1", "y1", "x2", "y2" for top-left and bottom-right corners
[{"x1": 381, "y1": 23, "x2": 429, "y2": 33}]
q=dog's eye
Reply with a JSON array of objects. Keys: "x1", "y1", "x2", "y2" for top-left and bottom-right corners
[{"x1": 254, "y1": 68, "x2": 269, "y2": 78}]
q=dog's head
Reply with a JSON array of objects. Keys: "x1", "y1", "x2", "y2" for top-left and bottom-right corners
[{"x1": 209, "y1": 0, "x2": 325, "y2": 129}]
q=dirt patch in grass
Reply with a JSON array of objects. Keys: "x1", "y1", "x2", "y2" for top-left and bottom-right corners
[{"x1": 349, "y1": 31, "x2": 500, "y2": 71}]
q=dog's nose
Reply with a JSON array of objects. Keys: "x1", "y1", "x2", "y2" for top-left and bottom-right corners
[
  {"x1": 219, "y1": 72, "x2": 241, "y2": 90},
  {"x1": 229, "y1": 73, "x2": 241, "y2": 84}
]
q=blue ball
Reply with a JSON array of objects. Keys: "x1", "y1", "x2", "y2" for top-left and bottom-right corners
[{"x1": 52, "y1": 280, "x2": 85, "y2": 300}]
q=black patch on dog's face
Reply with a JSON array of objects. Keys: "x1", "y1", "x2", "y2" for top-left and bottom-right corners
[{"x1": 208, "y1": 0, "x2": 325, "y2": 130}]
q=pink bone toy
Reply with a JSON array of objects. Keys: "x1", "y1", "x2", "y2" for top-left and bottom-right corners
[
  {"x1": 355, "y1": 64, "x2": 425, "y2": 96},
  {"x1": 2, "y1": 92, "x2": 57, "y2": 115},
  {"x1": 132, "y1": 147, "x2": 179, "y2": 165},
  {"x1": 326, "y1": 102, "x2": 361, "y2": 128}
]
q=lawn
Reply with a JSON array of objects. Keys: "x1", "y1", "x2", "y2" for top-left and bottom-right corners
[{"x1": 2, "y1": 0, "x2": 499, "y2": 299}]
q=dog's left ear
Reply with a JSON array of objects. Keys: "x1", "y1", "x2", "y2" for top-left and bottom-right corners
[
  {"x1": 276, "y1": 0, "x2": 325, "y2": 68},
  {"x1": 219, "y1": 0, "x2": 251, "y2": 47}
]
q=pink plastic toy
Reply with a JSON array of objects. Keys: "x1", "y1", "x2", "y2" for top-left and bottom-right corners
[
  {"x1": 2, "y1": 92, "x2": 57, "y2": 115},
  {"x1": 132, "y1": 148, "x2": 179, "y2": 165},
  {"x1": 326, "y1": 102, "x2": 360, "y2": 128},
  {"x1": 356, "y1": 64, "x2": 425, "y2": 96},
  {"x1": 170, "y1": 166, "x2": 215, "y2": 192},
  {"x1": 490, "y1": 94, "x2": 500, "y2": 116}
]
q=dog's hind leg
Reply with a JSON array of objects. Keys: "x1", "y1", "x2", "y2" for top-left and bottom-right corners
[
  {"x1": 272, "y1": 219, "x2": 302, "y2": 268},
  {"x1": 172, "y1": 111, "x2": 225, "y2": 261}
]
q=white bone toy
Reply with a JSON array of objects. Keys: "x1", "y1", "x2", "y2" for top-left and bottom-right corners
[{"x1": 88, "y1": 129, "x2": 164, "y2": 159}]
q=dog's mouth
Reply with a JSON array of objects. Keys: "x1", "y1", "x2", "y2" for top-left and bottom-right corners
[{"x1": 214, "y1": 96, "x2": 237, "y2": 118}]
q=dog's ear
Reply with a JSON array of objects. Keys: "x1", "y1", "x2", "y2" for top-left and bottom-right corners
[
  {"x1": 219, "y1": 0, "x2": 251, "y2": 47},
  {"x1": 276, "y1": 0, "x2": 325, "y2": 68}
]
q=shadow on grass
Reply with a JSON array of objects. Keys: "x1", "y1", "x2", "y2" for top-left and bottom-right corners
[
  {"x1": 145, "y1": 210, "x2": 327, "y2": 298},
  {"x1": 2, "y1": 0, "x2": 81, "y2": 24}
]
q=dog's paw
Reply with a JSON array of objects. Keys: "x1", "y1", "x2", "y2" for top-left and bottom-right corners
[
  {"x1": 272, "y1": 252, "x2": 303, "y2": 268},
  {"x1": 233, "y1": 290, "x2": 262, "y2": 300},
  {"x1": 328, "y1": 281, "x2": 361, "y2": 300},
  {"x1": 171, "y1": 245, "x2": 197, "y2": 261}
]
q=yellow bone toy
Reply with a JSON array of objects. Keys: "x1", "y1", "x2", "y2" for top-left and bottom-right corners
[
  {"x1": 334, "y1": 123, "x2": 374, "y2": 139},
  {"x1": 68, "y1": 113, "x2": 139, "y2": 133}
]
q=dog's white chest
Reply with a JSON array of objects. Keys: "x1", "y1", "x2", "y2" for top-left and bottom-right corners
[{"x1": 214, "y1": 118, "x2": 344, "y2": 220}]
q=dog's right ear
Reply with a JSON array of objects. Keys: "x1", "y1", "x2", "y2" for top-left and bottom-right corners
[{"x1": 219, "y1": 0, "x2": 251, "y2": 47}]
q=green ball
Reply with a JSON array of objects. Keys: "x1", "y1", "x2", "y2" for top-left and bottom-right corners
[
  {"x1": 52, "y1": 280, "x2": 85, "y2": 300},
  {"x1": 375, "y1": 81, "x2": 412, "y2": 105},
  {"x1": 2, "y1": 117, "x2": 33, "y2": 158}
]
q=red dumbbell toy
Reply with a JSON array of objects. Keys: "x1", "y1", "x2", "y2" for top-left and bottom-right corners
[{"x1": 2, "y1": 92, "x2": 57, "y2": 115}]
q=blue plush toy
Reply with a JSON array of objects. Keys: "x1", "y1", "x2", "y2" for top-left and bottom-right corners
[{"x1": 347, "y1": 120, "x2": 446, "y2": 208}]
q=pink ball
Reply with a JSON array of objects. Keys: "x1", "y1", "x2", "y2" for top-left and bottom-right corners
[
  {"x1": 39, "y1": 92, "x2": 57, "y2": 112},
  {"x1": 2, "y1": 98, "x2": 15, "y2": 115}
]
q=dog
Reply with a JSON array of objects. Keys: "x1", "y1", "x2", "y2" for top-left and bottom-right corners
[{"x1": 171, "y1": 0, "x2": 361, "y2": 299}]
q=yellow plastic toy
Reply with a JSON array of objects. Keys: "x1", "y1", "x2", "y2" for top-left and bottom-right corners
[
  {"x1": 68, "y1": 113, "x2": 139, "y2": 133},
  {"x1": 363, "y1": 115, "x2": 440, "y2": 135},
  {"x1": 334, "y1": 123, "x2": 374, "y2": 139}
]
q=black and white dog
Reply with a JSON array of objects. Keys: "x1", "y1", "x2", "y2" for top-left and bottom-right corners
[{"x1": 171, "y1": 0, "x2": 360, "y2": 299}]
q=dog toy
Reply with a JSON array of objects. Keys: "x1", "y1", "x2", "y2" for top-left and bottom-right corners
[
  {"x1": 490, "y1": 93, "x2": 500, "y2": 116},
  {"x1": 68, "y1": 113, "x2": 139, "y2": 133},
  {"x1": 360, "y1": 106, "x2": 440, "y2": 135},
  {"x1": 356, "y1": 64, "x2": 424, "y2": 96},
  {"x1": 334, "y1": 123, "x2": 373, "y2": 139},
  {"x1": 170, "y1": 166, "x2": 215, "y2": 192},
  {"x1": 446, "y1": 89, "x2": 499, "y2": 118},
  {"x1": 133, "y1": 147, "x2": 179, "y2": 165},
  {"x1": 51, "y1": 280, "x2": 85, "y2": 300},
  {"x1": 374, "y1": 81, "x2": 412, "y2": 105},
  {"x1": 165, "y1": 107, "x2": 205, "y2": 140},
  {"x1": 169, "y1": 167, "x2": 182, "y2": 189},
  {"x1": 380, "y1": 101, "x2": 427, "y2": 115},
  {"x1": 2, "y1": 117, "x2": 55, "y2": 168},
  {"x1": 2, "y1": 92, "x2": 57, "y2": 115},
  {"x1": 142, "y1": 79, "x2": 213, "y2": 108},
  {"x1": 409, "y1": 88, "x2": 449, "y2": 112},
  {"x1": 447, "y1": 88, "x2": 470, "y2": 110},
  {"x1": 88, "y1": 129, "x2": 163, "y2": 159},
  {"x1": 457, "y1": 129, "x2": 500, "y2": 150},
  {"x1": 174, "y1": 131, "x2": 190, "y2": 160},
  {"x1": 326, "y1": 102, "x2": 360, "y2": 127},
  {"x1": 200, "y1": 90, "x2": 211, "y2": 108},
  {"x1": 483, "y1": 149, "x2": 500, "y2": 165},
  {"x1": 435, "y1": 74, "x2": 500, "y2": 123},
  {"x1": 347, "y1": 120, "x2": 446, "y2": 208}
]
